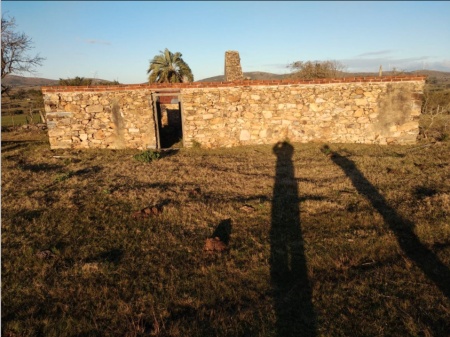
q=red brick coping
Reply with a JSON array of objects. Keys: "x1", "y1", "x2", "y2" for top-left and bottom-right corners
[{"x1": 41, "y1": 75, "x2": 427, "y2": 93}]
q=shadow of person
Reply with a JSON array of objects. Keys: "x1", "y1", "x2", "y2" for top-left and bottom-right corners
[
  {"x1": 322, "y1": 145, "x2": 450, "y2": 300},
  {"x1": 271, "y1": 142, "x2": 317, "y2": 337}
]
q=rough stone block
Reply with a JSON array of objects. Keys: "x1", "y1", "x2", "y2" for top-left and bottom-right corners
[
  {"x1": 50, "y1": 129, "x2": 66, "y2": 137},
  {"x1": 262, "y1": 111, "x2": 272, "y2": 118},
  {"x1": 354, "y1": 109, "x2": 364, "y2": 117},
  {"x1": 94, "y1": 130, "x2": 105, "y2": 139},
  {"x1": 397, "y1": 121, "x2": 419, "y2": 132},
  {"x1": 309, "y1": 103, "x2": 319, "y2": 112},
  {"x1": 86, "y1": 105, "x2": 104, "y2": 113},
  {"x1": 239, "y1": 130, "x2": 250, "y2": 141},
  {"x1": 46, "y1": 121, "x2": 56, "y2": 129},
  {"x1": 65, "y1": 104, "x2": 79, "y2": 113}
]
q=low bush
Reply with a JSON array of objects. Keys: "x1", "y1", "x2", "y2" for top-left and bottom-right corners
[{"x1": 133, "y1": 149, "x2": 160, "y2": 163}]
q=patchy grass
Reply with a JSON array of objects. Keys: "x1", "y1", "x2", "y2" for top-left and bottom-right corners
[
  {"x1": 2, "y1": 130, "x2": 450, "y2": 337},
  {"x1": 1, "y1": 113, "x2": 43, "y2": 127}
]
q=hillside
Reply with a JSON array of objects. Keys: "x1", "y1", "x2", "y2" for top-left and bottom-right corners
[
  {"x1": 198, "y1": 71, "x2": 289, "y2": 82},
  {"x1": 199, "y1": 70, "x2": 450, "y2": 83},
  {"x1": 1, "y1": 75, "x2": 118, "y2": 89},
  {"x1": 2, "y1": 75, "x2": 59, "y2": 88},
  {"x1": 2, "y1": 70, "x2": 450, "y2": 88}
]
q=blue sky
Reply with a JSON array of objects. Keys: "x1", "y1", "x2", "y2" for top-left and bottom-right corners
[{"x1": 2, "y1": 1, "x2": 449, "y2": 84}]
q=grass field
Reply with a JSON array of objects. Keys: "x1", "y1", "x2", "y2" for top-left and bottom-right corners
[
  {"x1": 1, "y1": 113, "x2": 44, "y2": 127},
  {"x1": 1, "y1": 128, "x2": 450, "y2": 337}
]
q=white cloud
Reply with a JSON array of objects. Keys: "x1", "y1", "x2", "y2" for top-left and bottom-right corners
[
  {"x1": 358, "y1": 50, "x2": 395, "y2": 57},
  {"x1": 85, "y1": 39, "x2": 111, "y2": 46},
  {"x1": 338, "y1": 56, "x2": 450, "y2": 72}
]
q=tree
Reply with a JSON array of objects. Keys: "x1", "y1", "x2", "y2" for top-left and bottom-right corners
[
  {"x1": 1, "y1": 15, "x2": 45, "y2": 95},
  {"x1": 58, "y1": 77, "x2": 121, "y2": 86},
  {"x1": 288, "y1": 60, "x2": 345, "y2": 80},
  {"x1": 147, "y1": 48, "x2": 194, "y2": 83},
  {"x1": 59, "y1": 77, "x2": 93, "y2": 86}
]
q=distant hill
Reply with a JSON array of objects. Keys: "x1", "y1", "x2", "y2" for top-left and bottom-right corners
[
  {"x1": 198, "y1": 71, "x2": 289, "y2": 82},
  {"x1": 2, "y1": 75, "x2": 59, "y2": 87},
  {"x1": 410, "y1": 70, "x2": 450, "y2": 79},
  {"x1": 1, "y1": 75, "x2": 120, "y2": 89},
  {"x1": 3, "y1": 70, "x2": 449, "y2": 89},
  {"x1": 199, "y1": 70, "x2": 450, "y2": 82}
]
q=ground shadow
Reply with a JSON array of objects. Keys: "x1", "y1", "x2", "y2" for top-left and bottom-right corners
[
  {"x1": 1, "y1": 141, "x2": 30, "y2": 153},
  {"x1": 323, "y1": 145, "x2": 450, "y2": 299},
  {"x1": 211, "y1": 219, "x2": 232, "y2": 245},
  {"x1": 74, "y1": 165, "x2": 102, "y2": 177},
  {"x1": 270, "y1": 142, "x2": 317, "y2": 337},
  {"x1": 158, "y1": 149, "x2": 180, "y2": 159},
  {"x1": 14, "y1": 209, "x2": 43, "y2": 221},
  {"x1": 86, "y1": 248, "x2": 124, "y2": 266},
  {"x1": 20, "y1": 162, "x2": 64, "y2": 173}
]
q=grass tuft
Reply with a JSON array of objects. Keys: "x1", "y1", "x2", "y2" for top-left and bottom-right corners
[{"x1": 133, "y1": 149, "x2": 160, "y2": 163}]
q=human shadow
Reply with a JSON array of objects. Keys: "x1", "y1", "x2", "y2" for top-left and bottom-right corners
[
  {"x1": 323, "y1": 145, "x2": 450, "y2": 299},
  {"x1": 270, "y1": 142, "x2": 317, "y2": 337}
]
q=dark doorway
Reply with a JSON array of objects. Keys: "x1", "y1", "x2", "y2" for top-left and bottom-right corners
[{"x1": 153, "y1": 92, "x2": 183, "y2": 149}]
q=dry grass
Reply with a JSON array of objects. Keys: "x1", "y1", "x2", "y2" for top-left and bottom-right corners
[{"x1": 1, "y1": 129, "x2": 450, "y2": 337}]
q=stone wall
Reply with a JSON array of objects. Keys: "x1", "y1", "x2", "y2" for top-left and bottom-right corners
[
  {"x1": 41, "y1": 76, "x2": 425, "y2": 150},
  {"x1": 182, "y1": 80, "x2": 424, "y2": 147},
  {"x1": 224, "y1": 51, "x2": 244, "y2": 82},
  {"x1": 43, "y1": 88, "x2": 156, "y2": 149},
  {"x1": 160, "y1": 103, "x2": 180, "y2": 127}
]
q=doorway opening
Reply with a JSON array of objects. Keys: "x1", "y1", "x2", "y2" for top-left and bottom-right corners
[{"x1": 152, "y1": 91, "x2": 183, "y2": 149}]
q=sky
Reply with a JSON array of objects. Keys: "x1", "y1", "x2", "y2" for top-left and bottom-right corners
[{"x1": 2, "y1": 1, "x2": 450, "y2": 84}]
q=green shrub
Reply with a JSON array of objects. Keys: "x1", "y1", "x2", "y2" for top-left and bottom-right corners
[
  {"x1": 133, "y1": 150, "x2": 160, "y2": 163},
  {"x1": 59, "y1": 77, "x2": 93, "y2": 86},
  {"x1": 54, "y1": 171, "x2": 74, "y2": 182}
]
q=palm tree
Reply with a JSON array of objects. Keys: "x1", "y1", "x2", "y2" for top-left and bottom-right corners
[{"x1": 147, "y1": 48, "x2": 194, "y2": 83}]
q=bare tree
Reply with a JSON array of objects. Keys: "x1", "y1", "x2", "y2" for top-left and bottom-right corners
[
  {"x1": 1, "y1": 15, "x2": 45, "y2": 95},
  {"x1": 288, "y1": 60, "x2": 346, "y2": 79}
]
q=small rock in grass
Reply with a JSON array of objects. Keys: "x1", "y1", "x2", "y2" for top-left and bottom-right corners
[
  {"x1": 132, "y1": 205, "x2": 163, "y2": 219},
  {"x1": 240, "y1": 204, "x2": 255, "y2": 213},
  {"x1": 36, "y1": 250, "x2": 56, "y2": 260},
  {"x1": 82, "y1": 262, "x2": 99, "y2": 272},
  {"x1": 204, "y1": 237, "x2": 228, "y2": 253},
  {"x1": 188, "y1": 187, "x2": 201, "y2": 198}
]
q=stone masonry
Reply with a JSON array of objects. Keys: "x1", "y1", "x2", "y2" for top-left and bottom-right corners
[
  {"x1": 224, "y1": 51, "x2": 244, "y2": 82},
  {"x1": 41, "y1": 76, "x2": 425, "y2": 150},
  {"x1": 182, "y1": 80, "x2": 424, "y2": 148},
  {"x1": 43, "y1": 88, "x2": 156, "y2": 149}
]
